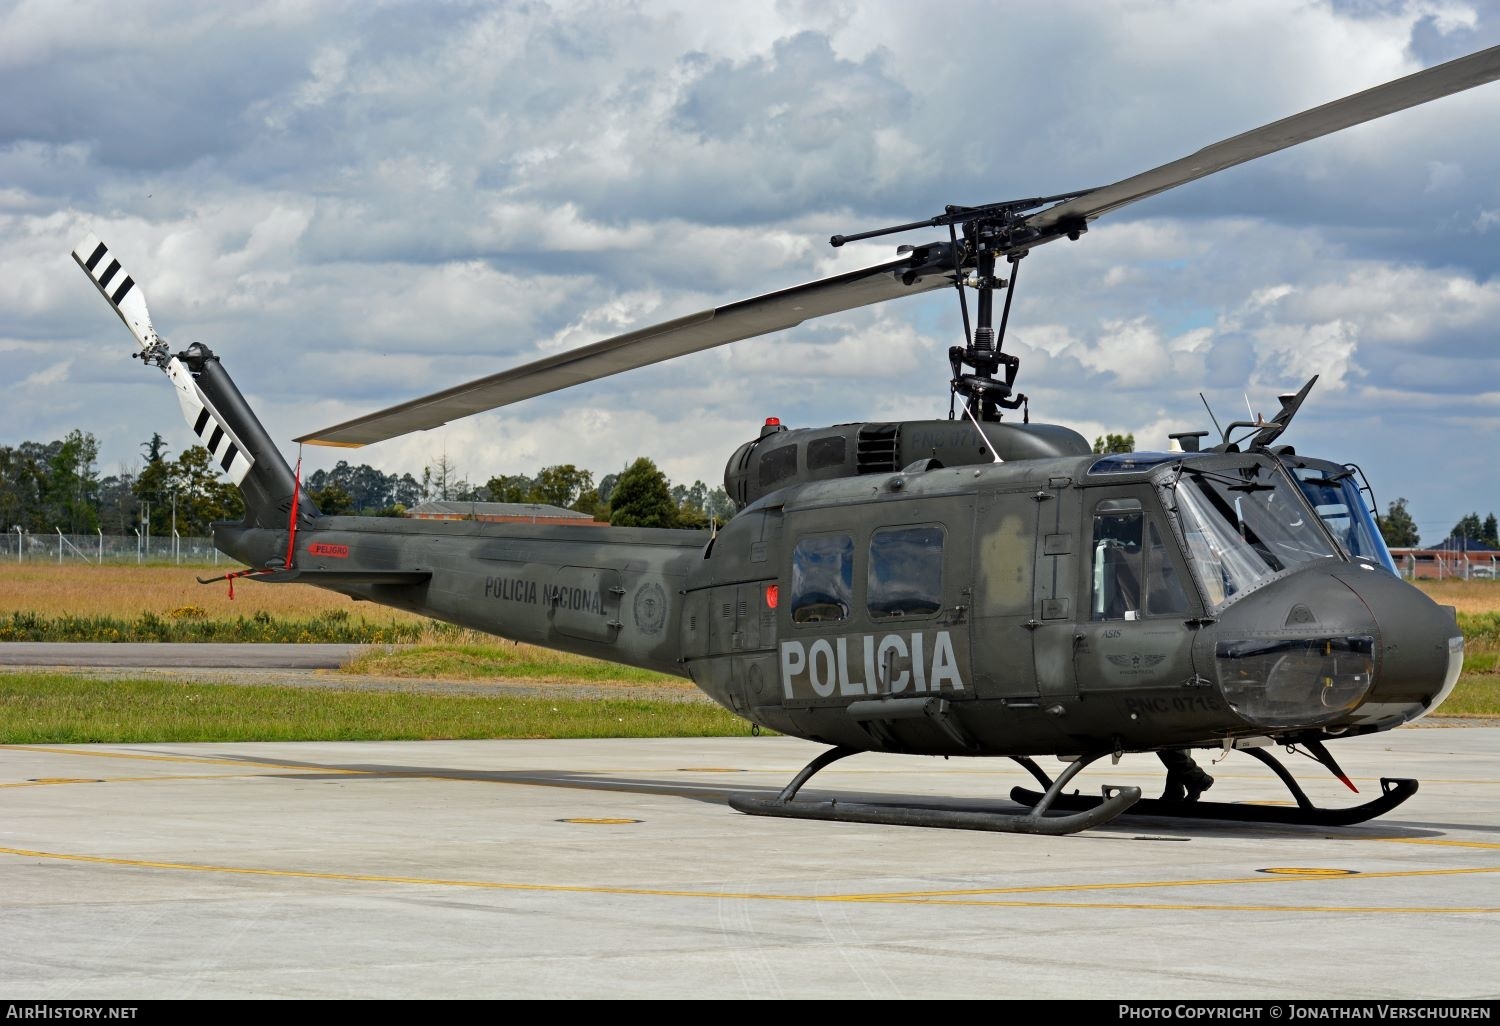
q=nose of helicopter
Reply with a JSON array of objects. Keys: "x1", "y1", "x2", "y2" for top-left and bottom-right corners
[
  {"x1": 1335, "y1": 565, "x2": 1464, "y2": 725},
  {"x1": 1205, "y1": 564, "x2": 1463, "y2": 732}
]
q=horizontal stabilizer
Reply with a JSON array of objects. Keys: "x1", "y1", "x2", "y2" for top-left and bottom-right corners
[{"x1": 252, "y1": 569, "x2": 433, "y2": 585}]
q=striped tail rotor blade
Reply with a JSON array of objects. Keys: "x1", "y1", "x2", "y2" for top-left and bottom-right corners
[
  {"x1": 163, "y1": 357, "x2": 255, "y2": 485},
  {"x1": 72, "y1": 233, "x2": 255, "y2": 486},
  {"x1": 71, "y1": 232, "x2": 161, "y2": 353}
]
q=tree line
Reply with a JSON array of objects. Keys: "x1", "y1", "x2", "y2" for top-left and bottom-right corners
[
  {"x1": 303, "y1": 450, "x2": 732, "y2": 528},
  {"x1": 308, "y1": 454, "x2": 735, "y2": 528},
  {"x1": 1377, "y1": 499, "x2": 1497, "y2": 550},
  {"x1": 1, "y1": 430, "x2": 240, "y2": 537},
  {"x1": 21, "y1": 425, "x2": 1479, "y2": 544},
  {"x1": 2, "y1": 430, "x2": 735, "y2": 536}
]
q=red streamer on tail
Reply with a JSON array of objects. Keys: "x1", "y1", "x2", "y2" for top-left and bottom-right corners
[
  {"x1": 223, "y1": 567, "x2": 263, "y2": 600},
  {"x1": 284, "y1": 457, "x2": 302, "y2": 570}
]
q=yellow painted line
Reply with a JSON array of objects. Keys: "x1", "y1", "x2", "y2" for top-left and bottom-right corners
[
  {"x1": 3, "y1": 745, "x2": 346, "y2": 771},
  {"x1": 0, "y1": 754, "x2": 745, "y2": 806},
  {"x1": 0, "y1": 745, "x2": 813, "y2": 798},
  {"x1": 0, "y1": 773, "x2": 262, "y2": 790},
  {"x1": 1376, "y1": 836, "x2": 1500, "y2": 850},
  {"x1": 0, "y1": 847, "x2": 844, "y2": 900},
  {"x1": 0, "y1": 846, "x2": 1495, "y2": 912},
  {"x1": 557, "y1": 818, "x2": 642, "y2": 825},
  {"x1": 846, "y1": 864, "x2": 1500, "y2": 900},
  {"x1": 0, "y1": 757, "x2": 727, "y2": 803},
  {"x1": 0, "y1": 771, "x2": 724, "y2": 805},
  {"x1": 893, "y1": 900, "x2": 1500, "y2": 912}
]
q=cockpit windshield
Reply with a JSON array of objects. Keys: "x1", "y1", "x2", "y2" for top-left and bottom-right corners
[
  {"x1": 1286, "y1": 462, "x2": 1399, "y2": 574},
  {"x1": 1170, "y1": 460, "x2": 1338, "y2": 610}
]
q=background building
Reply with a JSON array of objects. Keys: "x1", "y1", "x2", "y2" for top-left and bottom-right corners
[{"x1": 404, "y1": 502, "x2": 604, "y2": 527}]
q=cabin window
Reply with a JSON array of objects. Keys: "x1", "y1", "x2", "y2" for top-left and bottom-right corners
[
  {"x1": 807, "y1": 435, "x2": 847, "y2": 471},
  {"x1": 790, "y1": 533, "x2": 854, "y2": 623},
  {"x1": 867, "y1": 525, "x2": 944, "y2": 619},
  {"x1": 758, "y1": 445, "x2": 798, "y2": 487}
]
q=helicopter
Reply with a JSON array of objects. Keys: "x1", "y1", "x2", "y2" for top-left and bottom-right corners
[{"x1": 71, "y1": 44, "x2": 1499, "y2": 836}]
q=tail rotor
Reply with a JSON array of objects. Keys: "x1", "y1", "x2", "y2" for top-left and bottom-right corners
[
  {"x1": 72, "y1": 233, "x2": 309, "y2": 531},
  {"x1": 72, "y1": 233, "x2": 255, "y2": 486}
]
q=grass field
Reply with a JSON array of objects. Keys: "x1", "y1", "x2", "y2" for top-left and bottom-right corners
[
  {"x1": 0, "y1": 673, "x2": 745, "y2": 744},
  {"x1": 1407, "y1": 578, "x2": 1500, "y2": 617},
  {"x1": 0, "y1": 563, "x2": 424, "y2": 623},
  {"x1": 0, "y1": 562, "x2": 681, "y2": 683}
]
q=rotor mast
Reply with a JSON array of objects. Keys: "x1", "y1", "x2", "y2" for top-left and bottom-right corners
[
  {"x1": 953, "y1": 216, "x2": 1023, "y2": 422},
  {"x1": 833, "y1": 193, "x2": 1092, "y2": 422}
]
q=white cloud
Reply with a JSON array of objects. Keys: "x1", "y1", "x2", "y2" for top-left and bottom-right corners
[
  {"x1": 1253, "y1": 319, "x2": 1362, "y2": 391},
  {"x1": 22, "y1": 359, "x2": 70, "y2": 388}
]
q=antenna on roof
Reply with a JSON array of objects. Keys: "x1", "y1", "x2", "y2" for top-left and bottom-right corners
[{"x1": 1200, "y1": 393, "x2": 1225, "y2": 442}]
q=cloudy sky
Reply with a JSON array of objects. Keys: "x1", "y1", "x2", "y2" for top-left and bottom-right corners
[{"x1": 4, "y1": 0, "x2": 1499, "y2": 543}]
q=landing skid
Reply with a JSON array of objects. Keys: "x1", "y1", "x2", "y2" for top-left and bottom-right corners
[
  {"x1": 727, "y1": 746, "x2": 1141, "y2": 835},
  {"x1": 1008, "y1": 777, "x2": 1417, "y2": 826},
  {"x1": 1010, "y1": 745, "x2": 1418, "y2": 827}
]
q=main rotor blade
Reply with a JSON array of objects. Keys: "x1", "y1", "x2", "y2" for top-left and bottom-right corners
[
  {"x1": 300, "y1": 45, "x2": 1500, "y2": 448},
  {"x1": 1020, "y1": 44, "x2": 1500, "y2": 240},
  {"x1": 298, "y1": 242, "x2": 958, "y2": 447}
]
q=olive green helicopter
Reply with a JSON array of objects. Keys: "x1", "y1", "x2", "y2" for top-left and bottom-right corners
[{"x1": 74, "y1": 45, "x2": 1500, "y2": 835}]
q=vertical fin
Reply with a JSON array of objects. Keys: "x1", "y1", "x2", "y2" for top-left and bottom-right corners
[{"x1": 164, "y1": 358, "x2": 255, "y2": 485}]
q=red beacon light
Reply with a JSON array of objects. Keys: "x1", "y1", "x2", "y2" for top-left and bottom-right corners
[
  {"x1": 765, "y1": 584, "x2": 779, "y2": 609},
  {"x1": 761, "y1": 416, "x2": 785, "y2": 438}
]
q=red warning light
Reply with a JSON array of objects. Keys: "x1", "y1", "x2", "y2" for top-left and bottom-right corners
[
  {"x1": 765, "y1": 584, "x2": 779, "y2": 609},
  {"x1": 765, "y1": 417, "x2": 781, "y2": 426}
]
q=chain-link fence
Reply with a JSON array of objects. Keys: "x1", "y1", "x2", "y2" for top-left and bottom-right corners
[
  {"x1": 1390, "y1": 549, "x2": 1500, "y2": 581},
  {"x1": 0, "y1": 530, "x2": 223, "y2": 565}
]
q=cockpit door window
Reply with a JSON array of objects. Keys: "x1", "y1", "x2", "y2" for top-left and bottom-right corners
[
  {"x1": 1092, "y1": 507, "x2": 1143, "y2": 621},
  {"x1": 1091, "y1": 501, "x2": 1189, "y2": 621}
]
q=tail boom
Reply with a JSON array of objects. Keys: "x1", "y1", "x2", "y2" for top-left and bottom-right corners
[{"x1": 214, "y1": 516, "x2": 703, "y2": 678}]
